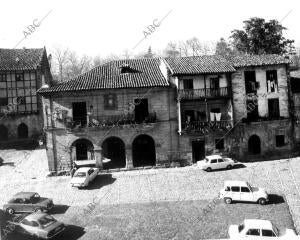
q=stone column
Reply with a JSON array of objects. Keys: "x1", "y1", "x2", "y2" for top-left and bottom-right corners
[
  {"x1": 70, "y1": 146, "x2": 76, "y2": 164},
  {"x1": 125, "y1": 145, "x2": 133, "y2": 169},
  {"x1": 94, "y1": 146, "x2": 103, "y2": 169}
]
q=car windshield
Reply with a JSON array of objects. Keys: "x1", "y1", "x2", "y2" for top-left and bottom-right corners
[
  {"x1": 30, "y1": 195, "x2": 40, "y2": 203},
  {"x1": 247, "y1": 183, "x2": 253, "y2": 191},
  {"x1": 38, "y1": 215, "x2": 56, "y2": 228},
  {"x1": 238, "y1": 224, "x2": 244, "y2": 232},
  {"x1": 205, "y1": 158, "x2": 209, "y2": 163},
  {"x1": 74, "y1": 172, "x2": 86, "y2": 177}
]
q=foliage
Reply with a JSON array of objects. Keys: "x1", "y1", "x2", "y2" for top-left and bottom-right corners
[{"x1": 230, "y1": 17, "x2": 295, "y2": 55}]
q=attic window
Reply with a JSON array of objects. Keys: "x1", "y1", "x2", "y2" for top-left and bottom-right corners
[{"x1": 120, "y1": 64, "x2": 139, "y2": 74}]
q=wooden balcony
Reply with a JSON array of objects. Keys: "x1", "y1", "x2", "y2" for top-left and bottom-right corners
[
  {"x1": 67, "y1": 112, "x2": 157, "y2": 129},
  {"x1": 181, "y1": 120, "x2": 233, "y2": 134},
  {"x1": 178, "y1": 87, "x2": 229, "y2": 100}
]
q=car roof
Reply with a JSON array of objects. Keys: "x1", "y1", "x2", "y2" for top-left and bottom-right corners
[
  {"x1": 75, "y1": 167, "x2": 91, "y2": 173},
  {"x1": 224, "y1": 180, "x2": 249, "y2": 186},
  {"x1": 205, "y1": 155, "x2": 222, "y2": 160},
  {"x1": 243, "y1": 219, "x2": 273, "y2": 229},
  {"x1": 25, "y1": 212, "x2": 49, "y2": 221},
  {"x1": 13, "y1": 192, "x2": 37, "y2": 199}
]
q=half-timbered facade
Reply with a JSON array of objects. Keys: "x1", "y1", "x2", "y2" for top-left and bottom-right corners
[{"x1": 0, "y1": 48, "x2": 52, "y2": 146}]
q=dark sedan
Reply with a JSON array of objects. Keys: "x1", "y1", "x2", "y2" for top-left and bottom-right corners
[{"x1": 3, "y1": 192, "x2": 54, "y2": 215}]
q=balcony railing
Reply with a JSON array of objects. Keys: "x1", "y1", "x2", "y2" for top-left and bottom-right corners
[
  {"x1": 178, "y1": 87, "x2": 229, "y2": 100},
  {"x1": 66, "y1": 112, "x2": 157, "y2": 129},
  {"x1": 181, "y1": 120, "x2": 233, "y2": 134}
]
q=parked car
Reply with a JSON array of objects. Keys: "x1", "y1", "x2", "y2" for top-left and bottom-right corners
[
  {"x1": 3, "y1": 192, "x2": 54, "y2": 215},
  {"x1": 70, "y1": 167, "x2": 99, "y2": 188},
  {"x1": 197, "y1": 155, "x2": 237, "y2": 171},
  {"x1": 9, "y1": 212, "x2": 65, "y2": 239},
  {"x1": 228, "y1": 219, "x2": 297, "y2": 239},
  {"x1": 219, "y1": 180, "x2": 269, "y2": 205}
]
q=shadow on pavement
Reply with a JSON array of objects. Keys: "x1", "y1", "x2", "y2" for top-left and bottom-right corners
[
  {"x1": 86, "y1": 174, "x2": 116, "y2": 190},
  {"x1": 51, "y1": 204, "x2": 70, "y2": 214},
  {"x1": 268, "y1": 194, "x2": 285, "y2": 204}
]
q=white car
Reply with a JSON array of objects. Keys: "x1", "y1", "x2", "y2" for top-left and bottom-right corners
[
  {"x1": 70, "y1": 167, "x2": 99, "y2": 188},
  {"x1": 220, "y1": 180, "x2": 269, "y2": 205},
  {"x1": 197, "y1": 155, "x2": 236, "y2": 171},
  {"x1": 228, "y1": 219, "x2": 297, "y2": 239}
]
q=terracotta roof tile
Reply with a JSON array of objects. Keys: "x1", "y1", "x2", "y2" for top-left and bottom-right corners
[
  {"x1": 165, "y1": 55, "x2": 236, "y2": 75},
  {"x1": 38, "y1": 58, "x2": 169, "y2": 94},
  {"x1": 226, "y1": 54, "x2": 291, "y2": 67},
  {"x1": 0, "y1": 48, "x2": 45, "y2": 71}
]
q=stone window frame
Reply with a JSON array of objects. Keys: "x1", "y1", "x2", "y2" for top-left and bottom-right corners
[{"x1": 275, "y1": 135, "x2": 285, "y2": 147}]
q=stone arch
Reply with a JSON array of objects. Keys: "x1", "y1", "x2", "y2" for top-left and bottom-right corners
[
  {"x1": 102, "y1": 136, "x2": 126, "y2": 169},
  {"x1": 17, "y1": 123, "x2": 28, "y2": 139},
  {"x1": 0, "y1": 125, "x2": 8, "y2": 141},
  {"x1": 71, "y1": 138, "x2": 94, "y2": 160},
  {"x1": 248, "y1": 134, "x2": 261, "y2": 155},
  {"x1": 132, "y1": 134, "x2": 156, "y2": 167}
]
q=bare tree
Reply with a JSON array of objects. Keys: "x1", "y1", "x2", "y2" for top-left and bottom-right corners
[{"x1": 51, "y1": 46, "x2": 70, "y2": 83}]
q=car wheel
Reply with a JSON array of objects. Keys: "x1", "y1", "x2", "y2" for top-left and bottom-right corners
[
  {"x1": 6, "y1": 208, "x2": 14, "y2": 214},
  {"x1": 224, "y1": 197, "x2": 232, "y2": 204},
  {"x1": 258, "y1": 198, "x2": 267, "y2": 205},
  {"x1": 226, "y1": 165, "x2": 232, "y2": 170},
  {"x1": 206, "y1": 167, "x2": 212, "y2": 172}
]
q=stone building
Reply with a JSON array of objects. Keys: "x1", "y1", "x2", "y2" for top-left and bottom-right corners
[
  {"x1": 290, "y1": 70, "x2": 300, "y2": 147},
  {"x1": 38, "y1": 54, "x2": 295, "y2": 172},
  {"x1": 38, "y1": 58, "x2": 178, "y2": 171},
  {"x1": 0, "y1": 48, "x2": 52, "y2": 147},
  {"x1": 165, "y1": 56, "x2": 236, "y2": 163},
  {"x1": 224, "y1": 55, "x2": 293, "y2": 161}
]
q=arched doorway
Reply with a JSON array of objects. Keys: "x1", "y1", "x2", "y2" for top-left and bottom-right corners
[
  {"x1": 0, "y1": 125, "x2": 8, "y2": 141},
  {"x1": 72, "y1": 139, "x2": 94, "y2": 160},
  {"x1": 102, "y1": 137, "x2": 126, "y2": 169},
  {"x1": 132, "y1": 134, "x2": 156, "y2": 167},
  {"x1": 18, "y1": 123, "x2": 28, "y2": 139},
  {"x1": 248, "y1": 135, "x2": 261, "y2": 155}
]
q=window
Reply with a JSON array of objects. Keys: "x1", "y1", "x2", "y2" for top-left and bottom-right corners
[
  {"x1": 104, "y1": 94, "x2": 117, "y2": 110},
  {"x1": 211, "y1": 159, "x2": 217, "y2": 164},
  {"x1": 17, "y1": 97, "x2": 26, "y2": 105},
  {"x1": 184, "y1": 110, "x2": 195, "y2": 122},
  {"x1": 183, "y1": 79, "x2": 193, "y2": 90},
  {"x1": 0, "y1": 74, "x2": 6, "y2": 82},
  {"x1": 210, "y1": 77, "x2": 220, "y2": 89},
  {"x1": 276, "y1": 135, "x2": 285, "y2": 147},
  {"x1": 238, "y1": 224, "x2": 245, "y2": 233},
  {"x1": 215, "y1": 139, "x2": 224, "y2": 150},
  {"x1": 0, "y1": 98, "x2": 8, "y2": 106},
  {"x1": 266, "y1": 70, "x2": 278, "y2": 93},
  {"x1": 218, "y1": 159, "x2": 224, "y2": 163},
  {"x1": 225, "y1": 186, "x2": 230, "y2": 191},
  {"x1": 246, "y1": 229, "x2": 260, "y2": 236},
  {"x1": 262, "y1": 229, "x2": 276, "y2": 237},
  {"x1": 16, "y1": 73, "x2": 24, "y2": 81},
  {"x1": 241, "y1": 187, "x2": 250, "y2": 192},
  {"x1": 247, "y1": 99, "x2": 258, "y2": 120},
  {"x1": 268, "y1": 99, "x2": 280, "y2": 118},
  {"x1": 244, "y1": 71, "x2": 257, "y2": 94},
  {"x1": 231, "y1": 186, "x2": 240, "y2": 192}
]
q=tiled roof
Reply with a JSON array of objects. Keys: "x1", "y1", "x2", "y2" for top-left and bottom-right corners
[
  {"x1": 226, "y1": 54, "x2": 291, "y2": 67},
  {"x1": 0, "y1": 48, "x2": 45, "y2": 71},
  {"x1": 165, "y1": 55, "x2": 236, "y2": 75},
  {"x1": 38, "y1": 58, "x2": 169, "y2": 94},
  {"x1": 291, "y1": 70, "x2": 300, "y2": 79}
]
